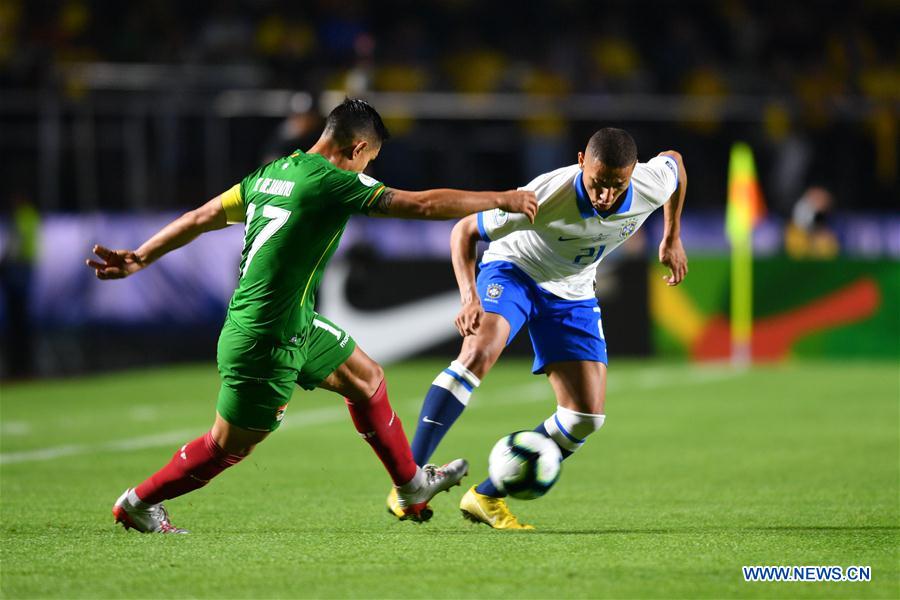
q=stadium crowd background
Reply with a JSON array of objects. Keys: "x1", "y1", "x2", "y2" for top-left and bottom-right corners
[
  {"x1": 0, "y1": 0, "x2": 898, "y2": 377},
  {"x1": 2, "y1": 0, "x2": 897, "y2": 212}
]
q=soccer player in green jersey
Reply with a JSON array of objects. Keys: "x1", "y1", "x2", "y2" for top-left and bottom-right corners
[{"x1": 86, "y1": 99, "x2": 538, "y2": 532}]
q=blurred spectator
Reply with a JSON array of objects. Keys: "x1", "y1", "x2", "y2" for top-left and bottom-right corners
[
  {"x1": 0, "y1": 0, "x2": 896, "y2": 212},
  {"x1": 193, "y1": 1, "x2": 254, "y2": 64},
  {"x1": 785, "y1": 186, "x2": 840, "y2": 259},
  {"x1": 519, "y1": 59, "x2": 571, "y2": 178},
  {"x1": 261, "y1": 106, "x2": 324, "y2": 163},
  {"x1": 0, "y1": 193, "x2": 40, "y2": 377}
]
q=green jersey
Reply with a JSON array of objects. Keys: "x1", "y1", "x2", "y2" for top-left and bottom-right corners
[{"x1": 221, "y1": 151, "x2": 386, "y2": 344}]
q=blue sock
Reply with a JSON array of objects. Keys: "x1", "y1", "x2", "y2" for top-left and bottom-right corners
[
  {"x1": 410, "y1": 361, "x2": 481, "y2": 465},
  {"x1": 475, "y1": 422, "x2": 574, "y2": 498},
  {"x1": 475, "y1": 476, "x2": 504, "y2": 496}
]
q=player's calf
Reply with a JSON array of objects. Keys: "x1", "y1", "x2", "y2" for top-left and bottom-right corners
[
  {"x1": 132, "y1": 430, "x2": 247, "y2": 505},
  {"x1": 115, "y1": 428, "x2": 248, "y2": 533},
  {"x1": 410, "y1": 313, "x2": 508, "y2": 465},
  {"x1": 410, "y1": 360, "x2": 481, "y2": 465},
  {"x1": 345, "y1": 378, "x2": 419, "y2": 487}
]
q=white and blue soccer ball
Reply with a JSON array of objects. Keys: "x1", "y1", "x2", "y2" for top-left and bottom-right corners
[{"x1": 488, "y1": 431, "x2": 562, "y2": 500}]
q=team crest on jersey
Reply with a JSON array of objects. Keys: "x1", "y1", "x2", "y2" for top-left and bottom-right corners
[
  {"x1": 619, "y1": 219, "x2": 638, "y2": 240},
  {"x1": 485, "y1": 283, "x2": 504, "y2": 302}
]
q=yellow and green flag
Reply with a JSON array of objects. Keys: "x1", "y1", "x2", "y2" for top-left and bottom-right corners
[
  {"x1": 726, "y1": 143, "x2": 766, "y2": 243},
  {"x1": 726, "y1": 142, "x2": 766, "y2": 365}
]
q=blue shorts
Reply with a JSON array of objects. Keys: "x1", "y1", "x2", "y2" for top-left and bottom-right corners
[{"x1": 477, "y1": 261, "x2": 608, "y2": 374}]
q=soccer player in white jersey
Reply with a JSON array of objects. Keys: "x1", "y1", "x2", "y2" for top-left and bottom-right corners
[{"x1": 387, "y1": 128, "x2": 688, "y2": 528}]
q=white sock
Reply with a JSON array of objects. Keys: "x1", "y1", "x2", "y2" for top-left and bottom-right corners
[
  {"x1": 431, "y1": 360, "x2": 481, "y2": 405},
  {"x1": 397, "y1": 467, "x2": 426, "y2": 493},
  {"x1": 127, "y1": 488, "x2": 149, "y2": 508},
  {"x1": 542, "y1": 406, "x2": 606, "y2": 454}
]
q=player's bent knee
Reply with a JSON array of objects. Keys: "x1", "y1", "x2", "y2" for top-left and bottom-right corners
[
  {"x1": 217, "y1": 436, "x2": 261, "y2": 456},
  {"x1": 354, "y1": 359, "x2": 384, "y2": 399},
  {"x1": 330, "y1": 348, "x2": 384, "y2": 401},
  {"x1": 211, "y1": 416, "x2": 269, "y2": 455},
  {"x1": 368, "y1": 362, "x2": 385, "y2": 388},
  {"x1": 225, "y1": 442, "x2": 257, "y2": 457},
  {"x1": 457, "y1": 345, "x2": 501, "y2": 378}
]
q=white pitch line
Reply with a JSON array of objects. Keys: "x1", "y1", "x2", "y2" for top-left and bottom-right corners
[
  {"x1": 0, "y1": 421, "x2": 32, "y2": 436},
  {"x1": 0, "y1": 402, "x2": 399, "y2": 466},
  {"x1": 0, "y1": 444, "x2": 86, "y2": 464},
  {"x1": 0, "y1": 408, "x2": 352, "y2": 466},
  {"x1": 484, "y1": 366, "x2": 737, "y2": 408},
  {"x1": 0, "y1": 367, "x2": 738, "y2": 466}
]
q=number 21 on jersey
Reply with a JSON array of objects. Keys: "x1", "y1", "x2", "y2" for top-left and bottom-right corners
[
  {"x1": 573, "y1": 245, "x2": 606, "y2": 265},
  {"x1": 241, "y1": 202, "x2": 291, "y2": 277}
]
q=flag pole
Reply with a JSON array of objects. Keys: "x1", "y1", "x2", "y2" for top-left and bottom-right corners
[
  {"x1": 726, "y1": 142, "x2": 763, "y2": 368},
  {"x1": 730, "y1": 224, "x2": 753, "y2": 367}
]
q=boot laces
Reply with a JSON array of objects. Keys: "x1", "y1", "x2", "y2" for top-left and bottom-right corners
[
  {"x1": 149, "y1": 504, "x2": 180, "y2": 533},
  {"x1": 422, "y1": 464, "x2": 445, "y2": 484}
]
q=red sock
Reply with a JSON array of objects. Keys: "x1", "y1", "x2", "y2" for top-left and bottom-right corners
[
  {"x1": 345, "y1": 379, "x2": 418, "y2": 486},
  {"x1": 134, "y1": 431, "x2": 244, "y2": 505}
]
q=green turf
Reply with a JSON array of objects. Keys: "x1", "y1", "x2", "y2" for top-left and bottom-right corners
[{"x1": 1, "y1": 360, "x2": 898, "y2": 598}]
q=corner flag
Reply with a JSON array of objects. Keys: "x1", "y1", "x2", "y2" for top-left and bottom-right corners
[{"x1": 726, "y1": 142, "x2": 766, "y2": 365}]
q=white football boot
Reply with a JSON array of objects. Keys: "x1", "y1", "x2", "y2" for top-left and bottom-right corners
[
  {"x1": 394, "y1": 459, "x2": 468, "y2": 522},
  {"x1": 112, "y1": 488, "x2": 188, "y2": 534}
]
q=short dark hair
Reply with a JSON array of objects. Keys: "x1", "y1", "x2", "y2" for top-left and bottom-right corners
[
  {"x1": 323, "y1": 98, "x2": 390, "y2": 147},
  {"x1": 586, "y1": 128, "x2": 638, "y2": 168}
]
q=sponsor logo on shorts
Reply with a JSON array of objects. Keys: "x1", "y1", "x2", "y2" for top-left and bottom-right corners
[
  {"x1": 275, "y1": 403, "x2": 289, "y2": 422},
  {"x1": 340, "y1": 332, "x2": 350, "y2": 348},
  {"x1": 485, "y1": 283, "x2": 504, "y2": 302},
  {"x1": 492, "y1": 209, "x2": 508, "y2": 227}
]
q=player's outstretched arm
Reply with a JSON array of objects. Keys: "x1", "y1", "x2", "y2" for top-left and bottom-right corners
[
  {"x1": 368, "y1": 188, "x2": 537, "y2": 222},
  {"x1": 86, "y1": 194, "x2": 231, "y2": 280},
  {"x1": 449, "y1": 215, "x2": 484, "y2": 336},
  {"x1": 657, "y1": 150, "x2": 688, "y2": 286}
]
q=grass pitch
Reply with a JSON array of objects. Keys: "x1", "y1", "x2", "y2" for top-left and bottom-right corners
[{"x1": 1, "y1": 359, "x2": 898, "y2": 598}]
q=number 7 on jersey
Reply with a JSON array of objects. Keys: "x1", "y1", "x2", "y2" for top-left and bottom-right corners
[{"x1": 241, "y1": 203, "x2": 291, "y2": 277}]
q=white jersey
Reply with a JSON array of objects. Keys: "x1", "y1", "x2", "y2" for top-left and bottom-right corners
[{"x1": 478, "y1": 156, "x2": 678, "y2": 300}]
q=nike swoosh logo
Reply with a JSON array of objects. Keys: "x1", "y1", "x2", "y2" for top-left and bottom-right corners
[
  {"x1": 557, "y1": 235, "x2": 580, "y2": 241},
  {"x1": 319, "y1": 261, "x2": 460, "y2": 363},
  {"x1": 422, "y1": 416, "x2": 444, "y2": 426}
]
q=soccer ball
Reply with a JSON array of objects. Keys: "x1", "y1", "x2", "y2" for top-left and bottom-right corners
[{"x1": 488, "y1": 431, "x2": 562, "y2": 499}]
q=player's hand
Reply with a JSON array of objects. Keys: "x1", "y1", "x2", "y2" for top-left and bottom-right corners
[
  {"x1": 85, "y1": 245, "x2": 145, "y2": 280},
  {"x1": 498, "y1": 191, "x2": 538, "y2": 223},
  {"x1": 659, "y1": 237, "x2": 688, "y2": 286},
  {"x1": 455, "y1": 298, "x2": 484, "y2": 337}
]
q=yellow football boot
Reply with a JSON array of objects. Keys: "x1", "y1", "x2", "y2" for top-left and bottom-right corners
[
  {"x1": 459, "y1": 485, "x2": 535, "y2": 530},
  {"x1": 385, "y1": 486, "x2": 405, "y2": 519}
]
